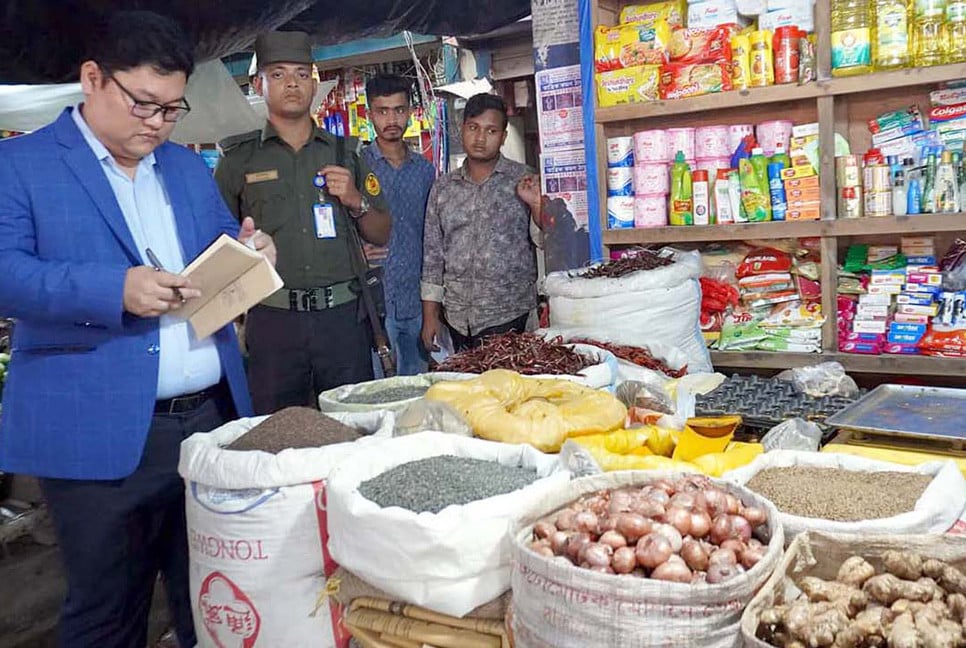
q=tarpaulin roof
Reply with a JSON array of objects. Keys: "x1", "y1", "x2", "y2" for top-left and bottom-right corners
[{"x1": 0, "y1": 0, "x2": 531, "y2": 83}]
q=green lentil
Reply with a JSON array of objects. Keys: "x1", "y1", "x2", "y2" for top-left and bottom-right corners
[{"x1": 358, "y1": 455, "x2": 540, "y2": 514}]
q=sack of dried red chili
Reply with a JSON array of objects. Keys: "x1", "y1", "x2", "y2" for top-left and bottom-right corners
[{"x1": 736, "y1": 247, "x2": 793, "y2": 279}]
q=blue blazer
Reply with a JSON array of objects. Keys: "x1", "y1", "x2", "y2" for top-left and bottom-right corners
[{"x1": 0, "y1": 109, "x2": 253, "y2": 480}]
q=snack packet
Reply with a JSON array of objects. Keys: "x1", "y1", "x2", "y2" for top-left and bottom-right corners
[
  {"x1": 668, "y1": 25, "x2": 735, "y2": 64},
  {"x1": 659, "y1": 61, "x2": 732, "y2": 100},
  {"x1": 620, "y1": 0, "x2": 686, "y2": 27},
  {"x1": 596, "y1": 65, "x2": 661, "y2": 107},
  {"x1": 595, "y1": 22, "x2": 671, "y2": 72}
]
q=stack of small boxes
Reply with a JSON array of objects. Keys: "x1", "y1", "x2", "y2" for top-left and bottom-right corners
[
  {"x1": 781, "y1": 123, "x2": 820, "y2": 221},
  {"x1": 839, "y1": 238, "x2": 941, "y2": 355}
]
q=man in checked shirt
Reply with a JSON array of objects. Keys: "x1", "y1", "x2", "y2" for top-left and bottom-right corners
[{"x1": 420, "y1": 93, "x2": 544, "y2": 353}]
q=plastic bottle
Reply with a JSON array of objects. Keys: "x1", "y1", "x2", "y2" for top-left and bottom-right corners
[
  {"x1": 832, "y1": 0, "x2": 874, "y2": 76},
  {"x1": 913, "y1": 0, "x2": 947, "y2": 67},
  {"x1": 693, "y1": 170, "x2": 711, "y2": 225},
  {"x1": 750, "y1": 147, "x2": 773, "y2": 220},
  {"x1": 770, "y1": 142, "x2": 791, "y2": 169},
  {"x1": 921, "y1": 150, "x2": 938, "y2": 213},
  {"x1": 669, "y1": 152, "x2": 694, "y2": 226},
  {"x1": 893, "y1": 170, "x2": 908, "y2": 215},
  {"x1": 768, "y1": 162, "x2": 788, "y2": 221},
  {"x1": 749, "y1": 30, "x2": 775, "y2": 87},
  {"x1": 947, "y1": 0, "x2": 966, "y2": 62},
  {"x1": 907, "y1": 177, "x2": 922, "y2": 213},
  {"x1": 936, "y1": 149, "x2": 960, "y2": 212},
  {"x1": 874, "y1": 0, "x2": 912, "y2": 69}
]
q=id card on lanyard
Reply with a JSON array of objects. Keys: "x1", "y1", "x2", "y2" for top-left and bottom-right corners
[{"x1": 313, "y1": 172, "x2": 337, "y2": 239}]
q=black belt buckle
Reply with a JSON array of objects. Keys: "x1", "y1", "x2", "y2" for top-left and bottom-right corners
[
  {"x1": 323, "y1": 286, "x2": 334, "y2": 308},
  {"x1": 156, "y1": 389, "x2": 210, "y2": 415}
]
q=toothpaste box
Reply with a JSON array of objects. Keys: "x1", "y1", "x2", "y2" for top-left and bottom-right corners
[
  {"x1": 884, "y1": 342, "x2": 922, "y2": 355},
  {"x1": 928, "y1": 102, "x2": 966, "y2": 124},
  {"x1": 870, "y1": 270, "x2": 907, "y2": 285},
  {"x1": 904, "y1": 283, "x2": 943, "y2": 296},
  {"x1": 906, "y1": 265, "x2": 941, "y2": 274},
  {"x1": 901, "y1": 236, "x2": 935, "y2": 249},
  {"x1": 897, "y1": 293, "x2": 936, "y2": 306},
  {"x1": 894, "y1": 313, "x2": 931, "y2": 324},
  {"x1": 930, "y1": 87, "x2": 966, "y2": 106},
  {"x1": 856, "y1": 304, "x2": 891, "y2": 318},
  {"x1": 868, "y1": 284, "x2": 903, "y2": 295},
  {"x1": 905, "y1": 256, "x2": 937, "y2": 265},
  {"x1": 888, "y1": 322, "x2": 927, "y2": 343},
  {"x1": 859, "y1": 293, "x2": 894, "y2": 305},
  {"x1": 840, "y1": 340, "x2": 883, "y2": 354},
  {"x1": 898, "y1": 303, "x2": 939, "y2": 317},
  {"x1": 906, "y1": 272, "x2": 943, "y2": 285},
  {"x1": 872, "y1": 124, "x2": 926, "y2": 147},
  {"x1": 841, "y1": 331, "x2": 886, "y2": 342},
  {"x1": 853, "y1": 320, "x2": 890, "y2": 334},
  {"x1": 868, "y1": 245, "x2": 900, "y2": 261},
  {"x1": 783, "y1": 176, "x2": 820, "y2": 191},
  {"x1": 904, "y1": 246, "x2": 937, "y2": 258},
  {"x1": 781, "y1": 164, "x2": 816, "y2": 180}
]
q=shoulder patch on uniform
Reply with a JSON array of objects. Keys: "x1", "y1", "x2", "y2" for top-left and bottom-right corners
[
  {"x1": 365, "y1": 172, "x2": 381, "y2": 197},
  {"x1": 218, "y1": 130, "x2": 259, "y2": 152}
]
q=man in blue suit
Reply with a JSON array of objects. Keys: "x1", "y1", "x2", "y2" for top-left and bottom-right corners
[{"x1": 0, "y1": 11, "x2": 275, "y2": 648}]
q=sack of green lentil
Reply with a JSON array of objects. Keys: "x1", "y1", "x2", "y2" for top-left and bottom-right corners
[
  {"x1": 318, "y1": 374, "x2": 458, "y2": 414},
  {"x1": 325, "y1": 431, "x2": 570, "y2": 617},
  {"x1": 178, "y1": 409, "x2": 394, "y2": 648},
  {"x1": 508, "y1": 471, "x2": 785, "y2": 648},
  {"x1": 723, "y1": 450, "x2": 966, "y2": 541}
]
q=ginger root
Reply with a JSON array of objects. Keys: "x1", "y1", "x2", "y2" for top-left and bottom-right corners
[
  {"x1": 883, "y1": 551, "x2": 924, "y2": 581},
  {"x1": 838, "y1": 556, "x2": 877, "y2": 589},
  {"x1": 922, "y1": 559, "x2": 966, "y2": 597},
  {"x1": 888, "y1": 612, "x2": 920, "y2": 648},
  {"x1": 863, "y1": 574, "x2": 939, "y2": 606},
  {"x1": 785, "y1": 600, "x2": 851, "y2": 647},
  {"x1": 800, "y1": 576, "x2": 869, "y2": 616}
]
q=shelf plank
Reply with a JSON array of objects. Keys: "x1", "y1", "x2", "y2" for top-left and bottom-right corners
[
  {"x1": 595, "y1": 65, "x2": 966, "y2": 125},
  {"x1": 602, "y1": 214, "x2": 966, "y2": 246},
  {"x1": 711, "y1": 351, "x2": 966, "y2": 376},
  {"x1": 595, "y1": 83, "x2": 824, "y2": 123}
]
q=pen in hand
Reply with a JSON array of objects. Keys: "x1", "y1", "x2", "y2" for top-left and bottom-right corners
[{"x1": 144, "y1": 248, "x2": 186, "y2": 305}]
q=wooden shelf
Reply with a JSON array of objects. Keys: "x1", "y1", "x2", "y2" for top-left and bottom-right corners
[
  {"x1": 711, "y1": 351, "x2": 966, "y2": 376},
  {"x1": 603, "y1": 213, "x2": 966, "y2": 246},
  {"x1": 822, "y1": 63, "x2": 966, "y2": 97},
  {"x1": 596, "y1": 83, "x2": 824, "y2": 124}
]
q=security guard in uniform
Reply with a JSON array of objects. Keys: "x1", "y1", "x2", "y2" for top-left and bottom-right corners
[{"x1": 216, "y1": 31, "x2": 391, "y2": 415}]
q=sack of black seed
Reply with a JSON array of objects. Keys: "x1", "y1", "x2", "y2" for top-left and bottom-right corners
[
  {"x1": 326, "y1": 431, "x2": 570, "y2": 617},
  {"x1": 178, "y1": 409, "x2": 394, "y2": 648}
]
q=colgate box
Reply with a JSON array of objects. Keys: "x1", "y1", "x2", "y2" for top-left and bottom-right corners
[{"x1": 928, "y1": 102, "x2": 966, "y2": 124}]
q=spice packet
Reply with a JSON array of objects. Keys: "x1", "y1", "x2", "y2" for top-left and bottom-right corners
[{"x1": 798, "y1": 33, "x2": 815, "y2": 85}]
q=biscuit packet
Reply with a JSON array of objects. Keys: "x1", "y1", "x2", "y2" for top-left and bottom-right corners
[
  {"x1": 595, "y1": 21, "x2": 671, "y2": 73},
  {"x1": 659, "y1": 61, "x2": 732, "y2": 100},
  {"x1": 668, "y1": 25, "x2": 736, "y2": 65}
]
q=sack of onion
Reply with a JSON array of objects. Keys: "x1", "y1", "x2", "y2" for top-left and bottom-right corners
[
  {"x1": 178, "y1": 410, "x2": 394, "y2": 648},
  {"x1": 724, "y1": 450, "x2": 966, "y2": 541},
  {"x1": 509, "y1": 471, "x2": 784, "y2": 648},
  {"x1": 325, "y1": 431, "x2": 569, "y2": 617}
]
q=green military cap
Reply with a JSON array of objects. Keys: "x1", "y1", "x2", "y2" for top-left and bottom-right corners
[{"x1": 254, "y1": 31, "x2": 313, "y2": 66}]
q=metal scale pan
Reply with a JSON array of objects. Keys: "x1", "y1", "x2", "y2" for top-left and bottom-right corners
[{"x1": 826, "y1": 384, "x2": 966, "y2": 454}]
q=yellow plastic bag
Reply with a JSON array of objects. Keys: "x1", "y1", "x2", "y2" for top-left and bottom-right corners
[
  {"x1": 645, "y1": 426, "x2": 679, "y2": 457},
  {"x1": 424, "y1": 370, "x2": 627, "y2": 453},
  {"x1": 692, "y1": 442, "x2": 764, "y2": 477},
  {"x1": 574, "y1": 439, "x2": 700, "y2": 473},
  {"x1": 672, "y1": 416, "x2": 742, "y2": 462}
]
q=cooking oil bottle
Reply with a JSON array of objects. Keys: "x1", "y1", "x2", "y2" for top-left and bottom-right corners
[
  {"x1": 832, "y1": 0, "x2": 873, "y2": 76},
  {"x1": 913, "y1": 0, "x2": 947, "y2": 67},
  {"x1": 873, "y1": 0, "x2": 912, "y2": 69},
  {"x1": 946, "y1": 0, "x2": 966, "y2": 62}
]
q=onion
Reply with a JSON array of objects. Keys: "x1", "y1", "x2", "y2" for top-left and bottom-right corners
[
  {"x1": 691, "y1": 570, "x2": 708, "y2": 585},
  {"x1": 729, "y1": 515, "x2": 753, "y2": 542},
  {"x1": 651, "y1": 479, "x2": 675, "y2": 496},
  {"x1": 652, "y1": 559, "x2": 692, "y2": 583},
  {"x1": 635, "y1": 533, "x2": 673, "y2": 569},
  {"x1": 740, "y1": 544, "x2": 765, "y2": 570},
  {"x1": 579, "y1": 542, "x2": 613, "y2": 568},
  {"x1": 583, "y1": 494, "x2": 609, "y2": 516},
  {"x1": 652, "y1": 523, "x2": 683, "y2": 553},
  {"x1": 575, "y1": 511, "x2": 599, "y2": 535},
  {"x1": 720, "y1": 538, "x2": 746, "y2": 555},
  {"x1": 707, "y1": 561, "x2": 741, "y2": 584},
  {"x1": 724, "y1": 494, "x2": 740, "y2": 515},
  {"x1": 599, "y1": 516, "x2": 618, "y2": 533},
  {"x1": 710, "y1": 515, "x2": 732, "y2": 545},
  {"x1": 632, "y1": 499, "x2": 666, "y2": 520},
  {"x1": 529, "y1": 542, "x2": 555, "y2": 558},
  {"x1": 549, "y1": 531, "x2": 570, "y2": 556},
  {"x1": 533, "y1": 520, "x2": 557, "y2": 540},
  {"x1": 611, "y1": 546, "x2": 637, "y2": 574},
  {"x1": 599, "y1": 530, "x2": 628, "y2": 550},
  {"x1": 566, "y1": 532, "x2": 592, "y2": 562},
  {"x1": 689, "y1": 511, "x2": 712, "y2": 539},
  {"x1": 616, "y1": 513, "x2": 653, "y2": 543},
  {"x1": 708, "y1": 548, "x2": 737, "y2": 568},
  {"x1": 609, "y1": 490, "x2": 633, "y2": 514},
  {"x1": 589, "y1": 565, "x2": 615, "y2": 574},
  {"x1": 665, "y1": 506, "x2": 692, "y2": 536},
  {"x1": 703, "y1": 489, "x2": 728, "y2": 516},
  {"x1": 680, "y1": 538, "x2": 710, "y2": 571},
  {"x1": 556, "y1": 509, "x2": 577, "y2": 531},
  {"x1": 741, "y1": 506, "x2": 767, "y2": 528},
  {"x1": 669, "y1": 492, "x2": 696, "y2": 510},
  {"x1": 675, "y1": 475, "x2": 711, "y2": 492},
  {"x1": 747, "y1": 538, "x2": 764, "y2": 550},
  {"x1": 643, "y1": 487, "x2": 671, "y2": 505}
]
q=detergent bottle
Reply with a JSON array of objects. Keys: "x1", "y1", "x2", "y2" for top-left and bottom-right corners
[{"x1": 669, "y1": 152, "x2": 694, "y2": 226}]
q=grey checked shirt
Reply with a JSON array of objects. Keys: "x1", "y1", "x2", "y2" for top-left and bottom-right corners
[{"x1": 421, "y1": 156, "x2": 537, "y2": 336}]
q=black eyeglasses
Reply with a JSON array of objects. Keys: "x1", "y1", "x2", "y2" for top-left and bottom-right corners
[{"x1": 108, "y1": 75, "x2": 191, "y2": 123}]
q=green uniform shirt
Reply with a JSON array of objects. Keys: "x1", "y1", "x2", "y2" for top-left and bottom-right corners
[{"x1": 215, "y1": 122, "x2": 388, "y2": 290}]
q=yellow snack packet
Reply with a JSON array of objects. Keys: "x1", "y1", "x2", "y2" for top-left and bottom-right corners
[
  {"x1": 619, "y1": 0, "x2": 687, "y2": 27},
  {"x1": 595, "y1": 22, "x2": 670, "y2": 72},
  {"x1": 596, "y1": 65, "x2": 661, "y2": 107}
]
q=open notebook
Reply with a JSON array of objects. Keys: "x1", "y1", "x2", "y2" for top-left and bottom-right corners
[{"x1": 175, "y1": 234, "x2": 283, "y2": 339}]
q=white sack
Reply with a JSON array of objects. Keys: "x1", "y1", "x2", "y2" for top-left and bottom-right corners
[
  {"x1": 179, "y1": 411, "x2": 394, "y2": 648},
  {"x1": 318, "y1": 374, "x2": 444, "y2": 414},
  {"x1": 543, "y1": 255, "x2": 711, "y2": 373},
  {"x1": 724, "y1": 450, "x2": 966, "y2": 540},
  {"x1": 509, "y1": 470, "x2": 784, "y2": 648},
  {"x1": 326, "y1": 432, "x2": 570, "y2": 617}
]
